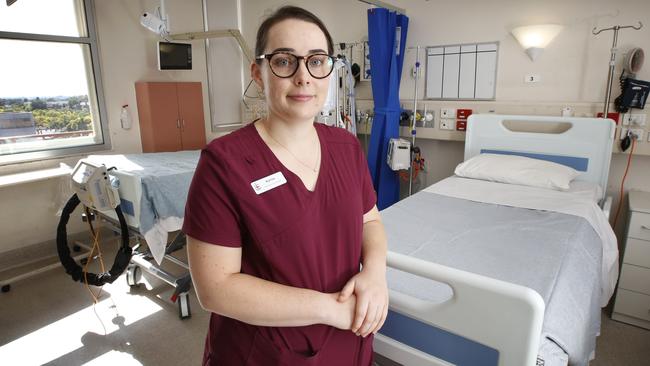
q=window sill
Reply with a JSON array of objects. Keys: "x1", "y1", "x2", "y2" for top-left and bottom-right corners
[
  {"x1": 0, "y1": 163, "x2": 72, "y2": 188},
  {"x1": 212, "y1": 123, "x2": 244, "y2": 133}
]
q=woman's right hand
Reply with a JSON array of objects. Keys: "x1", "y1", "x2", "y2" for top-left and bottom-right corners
[{"x1": 326, "y1": 292, "x2": 357, "y2": 330}]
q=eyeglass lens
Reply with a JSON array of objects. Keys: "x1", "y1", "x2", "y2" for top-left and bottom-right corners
[{"x1": 269, "y1": 53, "x2": 334, "y2": 79}]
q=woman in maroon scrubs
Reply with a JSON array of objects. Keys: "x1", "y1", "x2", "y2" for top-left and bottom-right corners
[{"x1": 183, "y1": 6, "x2": 388, "y2": 365}]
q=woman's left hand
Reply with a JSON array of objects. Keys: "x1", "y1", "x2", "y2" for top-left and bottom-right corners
[{"x1": 338, "y1": 267, "x2": 388, "y2": 337}]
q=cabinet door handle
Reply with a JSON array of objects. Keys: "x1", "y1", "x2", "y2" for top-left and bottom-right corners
[
  {"x1": 182, "y1": 119, "x2": 186, "y2": 131},
  {"x1": 176, "y1": 119, "x2": 181, "y2": 129},
  {"x1": 641, "y1": 225, "x2": 650, "y2": 230}
]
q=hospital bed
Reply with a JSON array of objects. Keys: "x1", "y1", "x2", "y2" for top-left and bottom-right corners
[
  {"x1": 82, "y1": 150, "x2": 200, "y2": 319},
  {"x1": 375, "y1": 114, "x2": 617, "y2": 366}
]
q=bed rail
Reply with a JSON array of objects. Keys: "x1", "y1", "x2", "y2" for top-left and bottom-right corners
[{"x1": 375, "y1": 251, "x2": 545, "y2": 366}]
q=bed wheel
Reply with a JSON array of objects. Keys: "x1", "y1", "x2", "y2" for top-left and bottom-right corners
[
  {"x1": 126, "y1": 265, "x2": 141, "y2": 287},
  {"x1": 72, "y1": 244, "x2": 81, "y2": 252},
  {"x1": 80, "y1": 258, "x2": 88, "y2": 265},
  {"x1": 178, "y1": 292, "x2": 191, "y2": 319},
  {"x1": 1, "y1": 284, "x2": 10, "y2": 293}
]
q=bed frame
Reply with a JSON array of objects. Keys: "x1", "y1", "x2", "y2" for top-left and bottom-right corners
[
  {"x1": 375, "y1": 115, "x2": 616, "y2": 366},
  {"x1": 82, "y1": 154, "x2": 194, "y2": 319}
]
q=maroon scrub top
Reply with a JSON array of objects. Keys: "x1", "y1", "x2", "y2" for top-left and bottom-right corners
[{"x1": 183, "y1": 122, "x2": 377, "y2": 366}]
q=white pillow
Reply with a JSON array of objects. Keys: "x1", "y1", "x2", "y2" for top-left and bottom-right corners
[
  {"x1": 567, "y1": 181, "x2": 603, "y2": 202},
  {"x1": 454, "y1": 153, "x2": 580, "y2": 191}
]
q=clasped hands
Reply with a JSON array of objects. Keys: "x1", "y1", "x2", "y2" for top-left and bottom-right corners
[{"x1": 331, "y1": 267, "x2": 388, "y2": 338}]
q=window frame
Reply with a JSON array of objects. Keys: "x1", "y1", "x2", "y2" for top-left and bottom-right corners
[{"x1": 0, "y1": 0, "x2": 110, "y2": 166}]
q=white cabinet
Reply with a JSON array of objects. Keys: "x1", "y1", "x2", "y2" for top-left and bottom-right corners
[{"x1": 612, "y1": 190, "x2": 650, "y2": 329}]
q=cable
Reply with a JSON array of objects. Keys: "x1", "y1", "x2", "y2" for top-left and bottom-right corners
[
  {"x1": 84, "y1": 217, "x2": 105, "y2": 304},
  {"x1": 57, "y1": 194, "x2": 132, "y2": 287},
  {"x1": 613, "y1": 137, "x2": 636, "y2": 230}
]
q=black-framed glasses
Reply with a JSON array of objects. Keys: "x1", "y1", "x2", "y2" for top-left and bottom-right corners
[{"x1": 256, "y1": 52, "x2": 337, "y2": 79}]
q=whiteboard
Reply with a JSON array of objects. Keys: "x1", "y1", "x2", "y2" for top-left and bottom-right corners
[{"x1": 425, "y1": 42, "x2": 498, "y2": 100}]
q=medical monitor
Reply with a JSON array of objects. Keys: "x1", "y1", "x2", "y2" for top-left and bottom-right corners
[{"x1": 158, "y1": 42, "x2": 192, "y2": 70}]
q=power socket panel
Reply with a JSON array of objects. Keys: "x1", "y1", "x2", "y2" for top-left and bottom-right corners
[
  {"x1": 621, "y1": 128, "x2": 645, "y2": 141},
  {"x1": 622, "y1": 113, "x2": 647, "y2": 126},
  {"x1": 440, "y1": 119, "x2": 455, "y2": 130},
  {"x1": 440, "y1": 108, "x2": 456, "y2": 119}
]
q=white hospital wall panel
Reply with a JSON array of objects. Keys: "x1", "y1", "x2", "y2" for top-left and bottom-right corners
[
  {"x1": 442, "y1": 52, "x2": 460, "y2": 99},
  {"x1": 475, "y1": 51, "x2": 497, "y2": 99},
  {"x1": 458, "y1": 52, "x2": 476, "y2": 99},
  {"x1": 205, "y1": 0, "x2": 244, "y2": 129},
  {"x1": 441, "y1": 46, "x2": 461, "y2": 99},
  {"x1": 425, "y1": 53, "x2": 444, "y2": 99}
]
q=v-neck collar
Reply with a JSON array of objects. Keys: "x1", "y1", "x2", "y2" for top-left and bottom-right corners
[{"x1": 250, "y1": 121, "x2": 327, "y2": 194}]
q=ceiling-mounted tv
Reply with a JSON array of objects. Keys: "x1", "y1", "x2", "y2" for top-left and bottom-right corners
[{"x1": 158, "y1": 41, "x2": 192, "y2": 70}]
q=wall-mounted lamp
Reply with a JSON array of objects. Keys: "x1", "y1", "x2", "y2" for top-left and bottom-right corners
[{"x1": 511, "y1": 24, "x2": 563, "y2": 61}]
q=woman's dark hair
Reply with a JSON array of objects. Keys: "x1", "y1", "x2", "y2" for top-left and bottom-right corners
[{"x1": 255, "y1": 6, "x2": 334, "y2": 63}]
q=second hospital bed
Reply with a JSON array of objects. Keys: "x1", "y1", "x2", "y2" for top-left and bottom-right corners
[
  {"x1": 83, "y1": 150, "x2": 199, "y2": 318},
  {"x1": 375, "y1": 114, "x2": 618, "y2": 366}
]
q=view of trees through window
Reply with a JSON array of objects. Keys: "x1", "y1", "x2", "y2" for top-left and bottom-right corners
[
  {"x1": 0, "y1": 0, "x2": 107, "y2": 161},
  {"x1": 0, "y1": 96, "x2": 93, "y2": 142}
]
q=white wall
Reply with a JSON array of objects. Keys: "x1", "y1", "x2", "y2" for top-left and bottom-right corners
[{"x1": 394, "y1": 0, "x2": 649, "y2": 103}]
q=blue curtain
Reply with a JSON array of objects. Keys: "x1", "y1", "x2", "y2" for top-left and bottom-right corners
[{"x1": 366, "y1": 8, "x2": 409, "y2": 210}]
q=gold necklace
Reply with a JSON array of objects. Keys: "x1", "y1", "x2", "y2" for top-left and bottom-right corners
[{"x1": 263, "y1": 122, "x2": 320, "y2": 173}]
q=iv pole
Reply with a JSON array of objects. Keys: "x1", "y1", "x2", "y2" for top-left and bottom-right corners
[
  {"x1": 592, "y1": 22, "x2": 643, "y2": 117},
  {"x1": 408, "y1": 46, "x2": 421, "y2": 197}
]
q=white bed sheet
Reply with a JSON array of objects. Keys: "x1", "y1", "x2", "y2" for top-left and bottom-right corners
[{"x1": 424, "y1": 176, "x2": 618, "y2": 307}]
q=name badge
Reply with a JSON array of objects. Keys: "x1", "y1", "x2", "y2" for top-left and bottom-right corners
[{"x1": 251, "y1": 171, "x2": 287, "y2": 195}]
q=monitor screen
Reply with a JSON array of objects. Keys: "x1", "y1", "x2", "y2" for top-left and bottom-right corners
[{"x1": 158, "y1": 42, "x2": 192, "y2": 70}]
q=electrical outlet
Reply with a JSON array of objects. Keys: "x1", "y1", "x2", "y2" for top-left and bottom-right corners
[
  {"x1": 440, "y1": 108, "x2": 456, "y2": 119},
  {"x1": 440, "y1": 119, "x2": 455, "y2": 130},
  {"x1": 622, "y1": 113, "x2": 646, "y2": 126},
  {"x1": 621, "y1": 128, "x2": 644, "y2": 141},
  {"x1": 627, "y1": 113, "x2": 647, "y2": 126}
]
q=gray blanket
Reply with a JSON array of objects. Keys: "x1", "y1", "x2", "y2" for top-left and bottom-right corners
[
  {"x1": 381, "y1": 191, "x2": 602, "y2": 366},
  {"x1": 97, "y1": 151, "x2": 200, "y2": 235}
]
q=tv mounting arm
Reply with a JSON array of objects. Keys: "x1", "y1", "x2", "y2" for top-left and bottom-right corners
[{"x1": 170, "y1": 29, "x2": 254, "y2": 65}]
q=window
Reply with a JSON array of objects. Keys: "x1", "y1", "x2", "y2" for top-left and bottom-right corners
[{"x1": 0, "y1": 0, "x2": 109, "y2": 165}]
